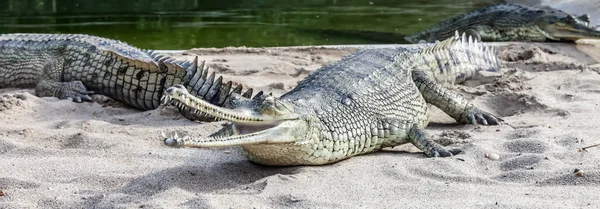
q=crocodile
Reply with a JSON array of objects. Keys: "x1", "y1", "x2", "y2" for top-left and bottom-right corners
[
  {"x1": 405, "y1": 3, "x2": 600, "y2": 43},
  {"x1": 0, "y1": 33, "x2": 257, "y2": 121},
  {"x1": 161, "y1": 32, "x2": 501, "y2": 166}
]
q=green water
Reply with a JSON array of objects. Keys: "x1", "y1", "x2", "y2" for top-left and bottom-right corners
[{"x1": 0, "y1": 0, "x2": 489, "y2": 49}]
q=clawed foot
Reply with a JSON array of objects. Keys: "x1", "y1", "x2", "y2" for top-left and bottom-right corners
[
  {"x1": 427, "y1": 146, "x2": 462, "y2": 157},
  {"x1": 161, "y1": 131, "x2": 186, "y2": 147},
  {"x1": 60, "y1": 81, "x2": 94, "y2": 102},
  {"x1": 35, "y1": 80, "x2": 94, "y2": 103},
  {"x1": 463, "y1": 107, "x2": 501, "y2": 125}
]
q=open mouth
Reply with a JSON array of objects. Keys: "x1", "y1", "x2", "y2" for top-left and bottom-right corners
[
  {"x1": 233, "y1": 121, "x2": 282, "y2": 135},
  {"x1": 162, "y1": 84, "x2": 298, "y2": 122},
  {"x1": 561, "y1": 27, "x2": 600, "y2": 39},
  {"x1": 161, "y1": 85, "x2": 303, "y2": 148}
]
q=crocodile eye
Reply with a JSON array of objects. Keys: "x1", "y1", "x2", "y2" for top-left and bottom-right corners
[
  {"x1": 578, "y1": 14, "x2": 590, "y2": 23},
  {"x1": 564, "y1": 15, "x2": 577, "y2": 23}
]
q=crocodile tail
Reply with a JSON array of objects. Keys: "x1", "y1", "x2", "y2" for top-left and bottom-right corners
[
  {"x1": 104, "y1": 50, "x2": 189, "y2": 109},
  {"x1": 414, "y1": 31, "x2": 500, "y2": 84},
  {"x1": 181, "y1": 57, "x2": 265, "y2": 121},
  {"x1": 146, "y1": 50, "x2": 262, "y2": 121},
  {"x1": 182, "y1": 57, "x2": 259, "y2": 103}
]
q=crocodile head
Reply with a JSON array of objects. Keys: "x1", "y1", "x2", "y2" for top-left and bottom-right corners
[
  {"x1": 536, "y1": 11, "x2": 600, "y2": 41},
  {"x1": 161, "y1": 85, "x2": 310, "y2": 147}
]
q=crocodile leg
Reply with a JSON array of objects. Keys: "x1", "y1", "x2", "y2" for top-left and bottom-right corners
[
  {"x1": 33, "y1": 60, "x2": 94, "y2": 102},
  {"x1": 466, "y1": 25, "x2": 499, "y2": 42},
  {"x1": 35, "y1": 80, "x2": 93, "y2": 102},
  {"x1": 407, "y1": 125, "x2": 461, "y2": 157},
  {"x1": 412, "y1": 70, "x2": 500, "y2": 125}
]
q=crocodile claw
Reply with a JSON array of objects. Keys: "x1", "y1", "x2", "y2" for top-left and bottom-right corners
[
  {"x1": 429, "y1": 147, "x2": 462, "y2": 157},
  {"x1": 162, "y1": 131, "x2": 186, "y2": 147},
  {"x1": 60, "y1": 81, "x2": 94, "y2": 103},
  {"x1": 464, "y1": 107, "x2": 501, "y2": 125}
]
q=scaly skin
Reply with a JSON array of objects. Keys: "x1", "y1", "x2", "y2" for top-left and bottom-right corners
[
  {"x1": 405, "y1": 4, "x2": 600, "y2": 43},
  {"x1": 161, "y1": 33, "x2": 501, "y2": 166},
  {"x1": 0, "y1": 33, "x2": 257, "y2": 121}
]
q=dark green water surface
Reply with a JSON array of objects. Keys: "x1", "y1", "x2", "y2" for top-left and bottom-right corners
[{"x1": 0, "y1": 0, "x2": 488, "y2": 49}]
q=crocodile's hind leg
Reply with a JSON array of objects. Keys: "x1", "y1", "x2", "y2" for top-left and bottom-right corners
[
  {"x1": 34, "y1": 60, "x2": 94, "y2": 103},
  {"x1": 412, "y1": 70, "x2": 500, "y2": 125},
  {"x1": 407, "y1": 125, "x2": 461, "y2": 157},
  {"x1": 379, "y1": 118, "x2": 460, "y2": 157}
]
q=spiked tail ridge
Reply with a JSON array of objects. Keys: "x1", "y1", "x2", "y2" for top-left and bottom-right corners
[
  {"x1": 411, "y1": 31, "x2": 500, "y2": 84},
  {"x1": 146, "y1": 51, "x2": 264, "y2": 121},
  {"x1": 178, "y1": 57, "x2": 263, "y2": 121}
]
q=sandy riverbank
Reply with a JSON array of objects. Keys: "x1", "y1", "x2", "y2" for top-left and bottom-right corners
[{"x1": 1, "y1": 40, "x2": 600, "y2": 208}]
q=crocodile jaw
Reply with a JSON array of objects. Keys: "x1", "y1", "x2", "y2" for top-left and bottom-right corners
[
  {"x1": 548, "y1": 27, "x2": 600, "y2": 41},
  {"x1": 162, "y1": 118, "x2": 308, "y2": 148},
  {"x1": 162, "y1": 85, "x2": 299, "y2": 123},
  {"x1": 540, "y1": 21, "x2": 600, "y2": 41},
  {"x1": 161, "y1": 85, "x2": 307, "y2": 147}
]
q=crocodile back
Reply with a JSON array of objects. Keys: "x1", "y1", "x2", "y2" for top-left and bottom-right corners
[
  {"x1": 405, "y1": 4, "x2": 553, "y2": 43},
  {"x1": 283, "y1": 46, "x2": 430, "y2": 131},
  {"x1": 0, "y1": 33, "x2": 189, "y2": 110},
  {"x1": 0, "y1": 33, "x2": 153, "y2": 61},
  {"x1": 413, "y1": 33, "x2": 500, "y2": 84}
]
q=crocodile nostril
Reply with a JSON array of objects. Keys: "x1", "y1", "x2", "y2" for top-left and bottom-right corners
[{"x1": 166, "y1": 87, "x2": 175, "y2": 94}]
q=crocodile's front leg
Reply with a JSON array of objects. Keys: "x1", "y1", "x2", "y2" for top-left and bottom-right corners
[
  {"x1": 33, "y1": 60, "x2": 94, "y2": 102},
  {"x1": 412, "y1": 70, "x2": 500, "y2": 125},
  {"x1": 35, "y1": 80, "x2": 93, "y2": 102}
]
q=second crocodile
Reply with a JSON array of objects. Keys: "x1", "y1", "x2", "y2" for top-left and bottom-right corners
[
  {"x1": 405, "y1": 3, "x2": 600, "y2": 43},
  {"x1": 0, "y1": 33, "x2": 256, "y2": 121}
]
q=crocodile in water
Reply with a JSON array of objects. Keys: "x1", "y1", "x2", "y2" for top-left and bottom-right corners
[
  {"x1": 161, "y1": 32, "x2": 502, "y2": 166},
  {"x1": 405, "y1": 4, "x2": 600, "y2": 43}
]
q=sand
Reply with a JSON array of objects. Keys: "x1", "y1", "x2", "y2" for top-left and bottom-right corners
[{"x1": 1, "y1": 41, "x2": 600, "y2": 208}]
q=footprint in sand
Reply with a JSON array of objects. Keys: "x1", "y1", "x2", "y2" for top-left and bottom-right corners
[
  {"x1": 506, "y1": 127, "x2": 541, "y2": 139},
  {"x1": 58, "y1": 132, "x2": 112, "y2": 150},
  {"x1": 208, "y1": 63, "x2": 234, "y2": 74},
  {"x1": 503, "y1": 139, "x2": 548, "y2": 154},
  {"x1": 556, "y1": 77, "x2": 600, "y2": 95},
  {"x1": 288, "y1": 67, "x2": 312, "y2": 78},
  {"x1": 0, "y1": 140, "x2": 17, "y2": 154},
  {"x1": 0, "y1": 177, "x2": 41, "y2": 190},
  {"x1": 0, "y1": 93, "x2": 26, "y2": 112},
  {"x1": 483, "y1": 92, "x2": 548, "y2": 117},
  {"x1": 499, "y1": 44, "x2": 587, "y2": 71},
  {"x1": 499, "y1": 154, "x2": 543, "y2": 171}
]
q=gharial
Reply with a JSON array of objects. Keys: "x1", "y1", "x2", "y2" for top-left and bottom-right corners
[
  {"x1": 0, "y1": 33, "x2": 259, "y2": 121},
  {"x1": 405, "y1": 3, "x2": 600, "y2": 43},
  {"x1": 161, "y1": 32, "x2": 502, "y2": 166}
]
